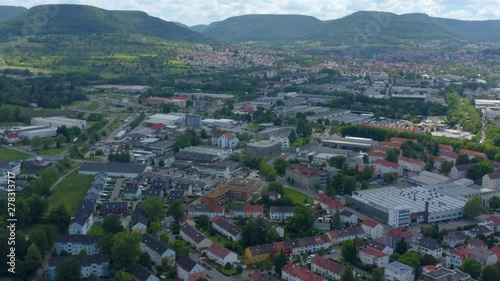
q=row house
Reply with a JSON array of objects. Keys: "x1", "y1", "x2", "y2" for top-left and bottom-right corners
[
  {"x1": 375, "y1": 159, "x2": 403, "y2": 176},
  {"x1": 450, "y1": 163, "x2": 477, "y2": 180},
  {"x1": 233, "y1": 204, "x2": 265, "y2": 218},
  {"x1": 398, "y1": 156, "x2": 425, "y2": 173},
  {"x1": 373, "y1": 145, "x2": 392, "y2": 154},
  {"x1": 340, "y1": 210, "x2": 358, "y2": 225},
  {"x1": 379, "y1": 141, "x2": 402, "y2": 149},
  {"x1": 101, "y1": 202, "x2": 128, "y2": 216},
  {"x1": 48, "y1": 254, "x2": 110, "y2": 281},
  {"x1": 310, "y1": 255, "x2": 345, "y2": 280},
  {"x1": 55, "y1": 235, "x2": 100, "y2": 256},
  {"x1": 270, "y1": 206, "x2": 295, "y2": 221},
  {"x1": 131, "y1": 208, "x2": 148, "y2": 234},
  {"x1": 251, "y1": 271, "x2": 277, "y2": 281},
  {"x1": 282, "y1": 262, "x2": 325, "y2": 281},
  {"x1": 433, "y1": 156, "x2": 446, "y2": 169},
  {"x1": 283, "y1": 235, "x2": 332, "y2": 256},
  {"x1": 180, "y1": 224, "x2": 212, "y2": 252},
  {"x1": 390, "y1": 137, "x2": 416, "y2": 144},
  {"x1": 440, "y1": 151, "x2": 459, "y2": 164},
  {"x1": 206, "y1": 244, "x2": 238, "y2": 266},
  {"x1": 133, "y1": 264, "x2": 159, "y2": 281},
  {"x1": 459, "y1": 149, "x2": 487, "y2": 160},
  {"x1": 140, "y1": 234, "x2": 176, "y2": 267},
  {"x1": 439, "y1": 144, "x2": 454, "y2": 153},
  {"x1": 176, "y1": 256, "x2": 206, "y2": 281},
  {"x1": 314, "y1": 194, "x2": 344, "y2": 214},
  {"x1": 359, "y1": 246, "x2": 389, "y2": 268},
  {"x1": 327, "y1": 226, "x2": 366, "y2": 244},
  {"x1": 245, "y1": 243, "x2": 280, "y2": 263},
  {"x1": 185, "y1": 204, "x2": 225, "y2": 219},
  {"x1": 361, "y1": 219, "x2": 384, "y2": 239},
  {"x1": 368, "y1": 151, "x2": 385, "y2": 163},
  {"x1": 69, "y1": 201, "x2": 94, "y2": 235},
  {"x1": 123, "y1": 185, "x2": 141, "y2": 200},
  {"x1": 211, "y1": 216, "x2": 242, "y2": 241}
]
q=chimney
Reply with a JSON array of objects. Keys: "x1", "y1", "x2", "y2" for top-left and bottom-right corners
[{"x1": 424, "y1": 201, "x2": 429, "y2": 224}]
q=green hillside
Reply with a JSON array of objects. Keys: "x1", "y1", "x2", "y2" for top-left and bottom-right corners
[
  {"x1": 189, "y1": 24, "x2": 209, "y2": 33},
  {"x1": 0, "y1": 6, "x2": 27, "y2": 22},
  {"x1": 202, "y1": 14, "x2": 324, "y2": 42},
  {"x1": 0, "y1": 4, "x2": 205, "y2": 42}
]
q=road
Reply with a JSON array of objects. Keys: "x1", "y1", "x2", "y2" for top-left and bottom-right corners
[
  {"x1": 111, "y1": 178, "x2": 125, "y2": 201},
  {"x1": 189, "y1": 252, "x2": 253, "y2": 281}
]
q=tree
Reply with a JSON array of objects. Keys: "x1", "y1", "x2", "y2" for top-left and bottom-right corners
[
  {"x1": 286, "y1": 206, "x2": 314, "y2": 238},
  {"x1": 111, "y1": 232, "x2": 141, "y2": 271},
  {"x1": 266, "y1": 227, "x2": 280, "y2": 243},
  {"x1": 56, "y1": 134, "x2": 66, "y2": 147},
  {"x1": 30, "y1": 136, "x2": 43, "y2": 149},
  {"x1": 362, "y1": 165, "x2": 374, "y2": 180},
  {"x1": 385, "y1": 148, "x2": 400, "y2": 163},
  {"x1": 330, "y1": 156, "x2": 347, "y2": 169},
  {"x1": 160, "y1": 233, "x2": 170, "y2": 245},
  {"x1": 24, "y1": 244, "x2": 42, "y2": 274},
  {"x1": 421, "y1": 254, "x2": 438, "y2": 266},
  {"x1": 395, "y1": 238, "x2": 409, "y2": 255},
  {"x1": 196, "y1": 215, "x2": 211, "y2": 231},
  {"x1": 464, "y1": 196, "x2": 486, "y2": 217},
  {"x1": 28, "y1": 194, "x2": 45, "y2": 223},
  {"x1": 273, "y1": 251, "x2": 288, "y2": 277},
  {"x1": 341, "y1": 266, "x2": 355, "y2": 281},
  {"x1": 274, "y1": 158, "x2": 289, "y2": 176},
  {"x1": 138, "y1": 252, "x2": 153, "y2": 269},
  {"x1": 397, "y1": 251, "x2": 421, "y2": 269},
  {"x1": 56, "y1": 258, "x2": 82, "y2": 281},
  {"x1": 170, "y1": 240, "x2": 190, "y2": 259},
  {"x1": 168, "y1": 199, "x2": 185, "y2": 223},
  {"x1": 288, "y1": 129, "x2": 297, "y2": 143},
  {"x1": 467, "y1": 161, "x2": 494, "y2": 183},
  {"x1": 102, "y1": 215, "x2": 124, "y2": 234},
  {"x1": 43, "y1": 137, "x2": 55, "y2": 149},
  {"x1": 236, "y1": 264, "x2": 243, "y2": 274},
  {"x1": 460, "y1": 259, "x2": 481, "y2": 279},
  {"x1": 141, "y1": 197, "x2": 166, "y2": 222},
  {"x1": 439, "y1": 160, "x2": 454, "y2": 175},
  {"x1": 224, "y1": 262, "x2": 232, "y2": 270},
  {"x1": 361, "y1": 180, "x2": 369, "y2": 190},
  {"x1": 489, "y1": 196, "x2": 500, "y2": 209},
  {"x1": 481, "y1": 264, "x2": 500, "y2": 281},
  {"x1": 296, "y1": 119, "x2": 312, "y2": 137},
  {"x1": 266, "y1": 181, "x2": 284, "y2": 197},
  {"x1": 49, "y1": 205, "x2": 70, "y2": 232},
  {"x1": 112, "y1": 271, "x2": 135, "y2": 281},
  {"x1": 148, "y1": 222, "x2": 160, "y2": 235},
  {"x1": 158, "y1": 159, "x2": 165, "y2": 167},
  {"x1": 341, "y1": 240, "x2": 358, "y2": 263},
  {"x1": 331, "y1": 209, "x2": 342, "y2": 230},
  {"x1": 371, "y1": 268, "x2": 384, "y2": 281},
  {"x1": 384, "y1": 172, "x2": 398, "y2": 184}
]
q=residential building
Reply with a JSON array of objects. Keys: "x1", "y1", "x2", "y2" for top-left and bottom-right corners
[
  {"x1": 101, "y1": 202, "x2": 128, "y2": 216},
  {"x1": 484, "y1": 216, "x2": 500, "y2": 232},
  {"x1": 143, "y1": 188, "x2": 163, "y2": 199},
  {"x1": 206, "y1": 244, "x2": 238, "y2": 266},
  {"x1": 361, "y1": 219, "x2": 384, "y2": 239},
  {"x1": 450, "y1": 163, "x2": 477, "y2": 180},
  {"x1": 179, "y1": 224, "x2": 212, "y2": 252},
  {"x1": 386, "y1": 227, "x2": 413, "y2": 249},
  {"x1": 441, "y1": 151, "x2": 459, "y2": 164},
  {"x1": 398, "y1": 156, "x2": 425, "y2": 173},
  {"x1": 310, "y1": 255, "x2": 345, "y2": 280},
  {"x1": 385, "y1": 261, "x2": 414, "y2": 281},
  {"x1": 286, "y1": 164, "x2": 326, "y2": 189},
  {"x1": 420, "y1": 268, "x2": 474, "y2": 281},
  {"x1": 359, "y1": 247, "x2": 389, "y2": 268},
  {"x1": 140, "y1": 234, "x2": 176, "y2": 266},
  {"x1": 174, "y1": 182, "x2": 193, "y2": 196},
  {"x1": 212, "y1": 131, "x2": 239, "y2": 149},
  {"x1": 168, "y1": 189, "x2": 187, "y2": 201},
  {"x1": 245, "y1": 243, "x2": 279, "y2": 263},
  {"x1": 270, "y1": 136, "x2": 289, "y2": 150},
  {"x1": 3, "y1": 132, "x2": 20, "y2": 143},
  {"x1": 48, "y1": 254, "x2": 110, "y2": 281},
  {"x1": 196, "y1": 160, "x2": 244, "y2": 178},
  {"x1": 340, "y1": 210, "x2": 358, "y2": 225},
  {"x1": 282, "y1": 262, "x2": 325, "y2": 281},
  {"x1": 446, "y1": 245, "x2": 497, "y2": 268},
  {"x1": 123, "y1": 186, "x2": 142, "y2": 200},
  {"x1": 185, "y1": 204, "x2": 225, "y2": 219},
  {"x1": 439, "y1": 144, "x2": 454, "y2": 153},
  {"x1": 247, "y1": 141, "x2": 282, "y2": 156},
  {"x1": 251, "y1": 271, "x2": 278, "y2": 281},
  {"x1": 133, "y1": 264, "x2": 159, "y2": 281},
  {"x1": 176, "y1": 256, "x2": 206, "y2": 281},
  {"x1": 364, "y1": 241, "x2": 393, "y2": 255},
  {"x1": 69, "y1": 202, "x2": 94, "y2": 235},
  {"x1": 211, "y1": 216, "x2": 242, "y2": 241},
  {"x1": 201, "y1": 183, "x2": 258, "y2": 205},
  {"x1": 327, "y1": 226, "x2": 366, "y2": 244},
  {"x1": 131, "y1": 208, "x2": 148, "y2": 234},
  {"x1": 314, "y1": 194, "x2": 344, "y2": 214},
  {"x1": 459, "y1": 149, "x2": 487, "y2": 159},
  {"x1": 418, "y1": 237, "x2": 443, "y2": 259},
  {"x1": 55, "y1": 235, "x2": 100, "y2": 256},
  {"x1": 233, "y1": 205, "x2": 265, "y2": 218},
  {"x1": 368, "y1": 151, "x2": 385, "y2": 163},
  {"x1": 443, "y1": 232, "x2": 466, "y2": 248},
  {"x1": 270, "y1": 206, "x2": 295, "y2": 221},
  {"x1": 482, "y1": 172, "x2": 500, "y2": 190}
]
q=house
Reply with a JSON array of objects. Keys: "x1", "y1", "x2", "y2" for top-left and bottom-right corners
[
  {"x1": 176, "y1": 256, "x2": 206, "y2": 281},
  {"x1": 282, "y1": 262, "x2": 325, "y2": 281},
  {"x1": 212, "y1": 131, "x2": 239, "y2": 149},
  {"x1": 133, "y1": 264, "x2": 159, "y2": 281},
  {"x1": 450, "y1": 163, "x2": 478, "y2": 180},
  {"x1": 259, "y1": 217, "x2": 285, "y2": 238},
  {"x1": 286, "y1": 164, "x2": 326, "y2": 189},
  {"x1": 489, "y1": 245, "x2": 500, "y2": 263},
  {"x1": 140, "y1": 234, "x2": 176, "y2": 266},
  {"x1": 467, "y1": 225, "x2": 494, "y2": 237},
  {"x1": 174, "y1": 182, "x2": 193, "y2": 196},
  {"x1": 179, "y1": 224, "x2": 212, "y2": 252},
  {"x1": 440, "y1": 151, "x2": 459, "y2": 164},
  {"x1": 245, "y1": 243, "x2": 279, "y2": 263},
  {"x1": 251, "y1": 271, "x2": 277, "y2": 281},
  {"x1": 443, "y1": 231, "x2": 465, "y2": 248},
  {"x1": 261, "y1": 191, "x2": 282, "y2": 201},
  {"x1": 385, "y1": 261, "x2": 414, "y2": 281},
  {"x1": 433, "y1": 156, "x2": 446, "y2": 169},
  {"x1": 340, "y1": 210, "x2": 358, "y2": 225},
  {"x1": 375, "y1": 159, "x2": 403, "y2": 176},
  {"x1": 368, "y1": 151, "x2": 385, "y2": 163},
  {"x1": 314, "y1": 194, "x2": 344, "y2": 214},
  {"x1": 101, "y1": 202, "x2": 128, "y2": 216},
  {"x1": 484, "y1": 216, "x2": 500, "y2": 232},
  {"x1": 169, "y1": 190, "x2": 187, "y2": 201},
  {"x1": 310, "y1": 255, "x2": 345, "y2": 280},
  {"x1": 439, "y1": 144, "x2": 454, "y2": 153},
  {"x1": 482, "y1": 173, "x2": 500, "y2": 190},
  {"x1": 69, "y1": 202, "x2": 94, "y2": 235},
  {"x1": 398, "y1": 156, "x2": 425, "y2": 173},
  {"x1": 123, "y1": 185, "x2": 142, "y2": 200},
  {"x1": 270, "y1": 206, "x2": 295, "y2": 221},
  {"x1": 467, "y1": 239, "x2": 488, "y2": 249},
  {"x1": 386, "y1": 227, "x2": 413, "y2": 249},
  {"x1": 327, "y1": 226, "x2": 366, "y2": 244},
  {"x1": 420, "y1": 268, "x2": 474, "y2": 281},
  {"x1": 364, "y1": 240, "x2": 393, "y2": 255},
  {"x1": 361, "y1": 219, "x2": 384, "y2": 239},
  {"x1": 418, "y1": 237, "x2": 443, "y2": 259},
  {"x1": 282, "y1": 235, "x2": 332, "y2": 256},
  {"x1": 206, "y1": 244, "x2": 238, "y2": 266},
  {"x1": 211, "y1": 216, "x2": 242, "y2": 241},
  {"x1": 185, "y1": 204, "x2": 225, "y2": 219},
  {"x1": 446, "y1": 245, "x2": 497, "y2": 268},
  {"x1": 143, "y1": 188, "x2": 164, "y2": 199},
  {"x1": 179, "y1": 214, "x2": 196, "y2": 227},
  {"x1": 390, "y1": 137, "x2": 416, "y2": 144},
  {"x1": 459, "y1": 149, "x2": 487, "y2": 159},
  {"x1": 131, "y1": 208, "x2": 148, "y2": 234},
  {"x1": 233, "y1": 205, "x2": 265, "y2": 218},
  {"x1": 55, "y1": 235, "x2": 100, "y2": 255},
  {"x1": 4, "y1": 132, "x2": 20, "y2": 143},
  {"x1": 359, "y1": 247, "x2": 389, "y2": 268},
  {"x1": 47, "y1": 254, "x2": 110, "y2": 281}
]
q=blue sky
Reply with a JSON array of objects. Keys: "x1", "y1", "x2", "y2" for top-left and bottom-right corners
[{"x1": 5, "y1": 0, "x2": 500, "y2": 26}]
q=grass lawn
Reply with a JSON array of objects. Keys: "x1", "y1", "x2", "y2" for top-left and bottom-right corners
[
  {"x1": 0, "y1": 147, "x2": 31, "y2": 161},
  {"x1": 37, "y1": 146, "x2": 68, "y2": 156},
  {"x1": 80, "y1": 100, "x2": 100, "y2": 111},
  {"x1": 204, "y1": 231, "x2": 230, "y2": 247},
  {"x1": 284, "y1": 187, "x2": 313, "y2": 205},
  {"x1": 23, "y1": 224, "x2": 57, "y2": 237},
  {"x1": 88, "y1": 223, "x2": 104, "y2": 235},
  {"x1": 44, "y1": 173, "x2": 94, "y2": 216}
]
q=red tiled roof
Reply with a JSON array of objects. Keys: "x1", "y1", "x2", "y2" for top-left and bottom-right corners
[
  {"x1": 398, "y1": 156, "x2": 424, "y2": 165},
  {"x1": 450, "y1": 245, "x2": 469, "y2": 261},
  {"x1": 244, "y1": 205, "x2": 264, "y2": 213},
  {"x1": 386, "y1": 227, "x2": 413, "y2": 239},
  {"x1": 468, "y1": 238, "x2": 488, "y2": 248},
  {"x1": 6, "y1": 132, "x2": 19, "y2": 138},
  {"x1": 439, "y1": 144, "x2": 453, "y2": 150},
  {"x1": 207, "y1": 244, "x2": 232, "y2": 259},
  {"x1": 441, "y1": 151, "x2": 459, "y2": 159},
  {"x1": 379, "y1": 141, "x2": 401, "y2": 148},
  {"x1": 282, "y1": 263, "x2": 324, "y2": 281},
  {"x1": 486, "y1": 215, "x2": 500, "y2": 225},
  {"x1": 362, "y1": 219, "x2": 380, "y2": 228},
  {"x1": 459, "y1": 149, "x2": 486, "y2": 157},
  {"x1": 368, "y1": 151, "x2": 385, "y2": 157},
  {"x1": 360, "y1": 247, "x2": 388, "y2": 259},
  {"x1": 314, "y1": 194, "x2": 344, "y2": 210},
  {"x1": 288, "y1": 164, "x2": 320, "y2": 177},
  {"x1": 223, "y1": 132, "x2": 237, "y2": 139},
  {"x1": 489, "y1": 245, "x2": 500, "y2": 258},
  {"x1": 390, "y1": 137, "x2": 416, "y2": 144},
  {"x1": 150, "y1": 123, "x2": 165, "y2": 130},
  {"x1": 422, "y1": 265, "x2": 437, "y2": 272},
  {"x1": 173, "y1": 95, "x2": 189, "y2": 100},
  {"x1": 434, "y1": 156, "x2": 445, "y2": 163},
  {"x1": 311, "y1": 256, "x2": 345, "y2": 276},
  {"x1": 375, "y1": 159, "x2": 400, "y2": 169},
  {"x1": 373, "y1": 146, "x2": 390, "y2": 152}
]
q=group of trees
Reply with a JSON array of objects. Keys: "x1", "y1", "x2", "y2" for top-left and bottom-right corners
[
  {"x1": 445, "y1": 92, "x2": 482, "y2": 134},
  {"x1": 175, "y1": 129, "x2": 201, "y2": 150},
  {"x1": 108, "y1": 149, "x2": 131, "y2": 163},
  {"x1": 459, "y1": 259, "x2": 500, "y2": 281}
]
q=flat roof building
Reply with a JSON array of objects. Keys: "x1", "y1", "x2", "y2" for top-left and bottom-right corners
[{"x1": 322, "y1": 135, "x2": 378, "y2": 152}]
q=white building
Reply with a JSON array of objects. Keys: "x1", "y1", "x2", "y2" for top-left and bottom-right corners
[
  {"x1": 385, "y1": 261, "x2": 414, "y2": 281},
  {"x1": 361, "y1": 219, "x2": 384, "y2": 239},
  {"x1": 206, "y1": 244, "x2": 238, "y2": 266},
  {"x1": 179, "y1": 224, "x2": 212, "y2": 252},
  {"x1": 398, "y1": 156, "x2": 425, "y2": 173},
  {"x1": 32, "y1": 116, "x2": 87, "y2": 129},
  {"x1": 69, "y1": 207, "x2": 94, "y2": 235},
  {"x1": 340, "y1": 210, "x2": 358, "y2": 225},
  {"x1": 270, "y1": 136, "x2": 289, "y2": 150},
  {"x1": 55, "y1": 235, "x2": 100, "y2": 255},
  {"x1": 375, "y1": 159, "x2": 403, "y2": 176},
  {"x1": 211, "y1": 216, "x2": 242, "y2": 241},
  {"x1": 212, "y1": 132, "x2": 239, "y2": 149},
  {"x1": 418, "y1": 237, "x2": 442, "y2": 259},
  {"x1": 388, "y1": 205, "x2": 411, "y2": 227},
  {"x1": 483, "y1": 172, "x2": 500, "y2": 190},
  {"x1": 269, "y1": 206, "x2": 295, "y2": 221},
  {"x1": 310, "y1": 255, "x2": 345, "y2": 281},
  {"x1": 359, "y1": 247, "x2": 389, "y2": 268},
  {"x1": 145, "y1": 113, "x2": 185, "y2": 126},
  {"x1": 140, "y1": 234, "x2": 176, "y2": 266},
  {"x1": 19, "y1": 127, "x2": 58, "y2": 139}
]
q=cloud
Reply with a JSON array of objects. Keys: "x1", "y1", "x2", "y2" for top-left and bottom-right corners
[{"x1": 3, "y1": 0, "x2": 499, "y2": 25}]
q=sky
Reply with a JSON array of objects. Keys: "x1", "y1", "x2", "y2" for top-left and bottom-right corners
[{"x1": 4, "y1": 0, "x2": 500, "y2": 26}]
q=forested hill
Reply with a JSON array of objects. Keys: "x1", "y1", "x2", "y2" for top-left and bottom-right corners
[
  {"x1": 0, "y1": 6, "x2": 27, "y2": 22},
  {"x1": 200, "y1": 11, "x2": 500, "y2": 44},
  {"x1": 0, "y1": 4, "x2": 205, "y2": 42}
]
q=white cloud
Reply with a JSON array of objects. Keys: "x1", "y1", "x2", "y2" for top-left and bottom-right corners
[{"x1": 3, "y1": 0, "x2": 499, "y2": 25}]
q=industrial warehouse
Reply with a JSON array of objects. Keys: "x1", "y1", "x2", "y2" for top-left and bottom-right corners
[{"x1": 346, "y1": 186, "x2": 465, "y2": 227}]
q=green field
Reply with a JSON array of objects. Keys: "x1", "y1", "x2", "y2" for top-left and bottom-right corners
[
  {"x1": 0, "y1": 147, "x2": 31, "y2": 161},
  {"x1": 45, "y1": 173, "x2": 94, "y2": 216},
  {"x1": 38, "y1": 146, "x2": 68, "y2": 156},
  {"x1": 88, "y1": 223, "x2": 104, "y2": 235},
  {"x1": 283, "y1": 187, "x2": 313, "y2": 205}
]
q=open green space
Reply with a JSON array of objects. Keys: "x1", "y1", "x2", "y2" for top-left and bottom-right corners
[
  {"x1": 283, "y1": 187, "x2": 313, "y2": 205},
  {"x1": 204, "y1": 231, "x2": 230, "y2": 247},
  {"x1": 74, "y1": 100, "x2": 100, "y2": 111},
  {"x1": 0, "y1": 147, "x2": 31, "y2": 161},
  {"x1": 38, "y1": 146, "x2": 68, "y2": 156},
  {"x1": 44, "y1": 173, "x2": 93, "y2": 216},
  {"x1": 23, "y1": 224, "x2": 57, "y2": 237},
  {"x1": 88, "y1": 223, "x2": 104, "y2": 235}
]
